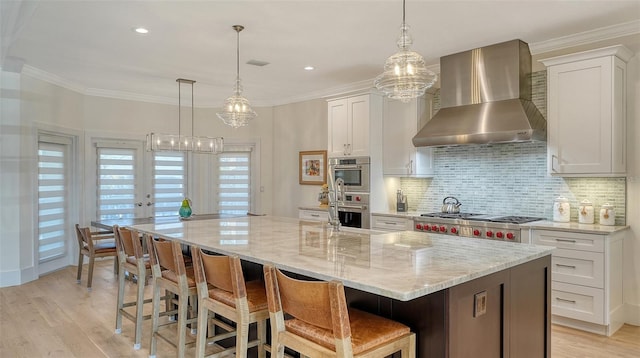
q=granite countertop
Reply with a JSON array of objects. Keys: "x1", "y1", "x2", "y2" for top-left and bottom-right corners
[
  {"x1": 298, "y1": 206, "x2": 329, "y2": 211},
  {"x1": 372, "y1": 211, "x2": 421, "y2": 218},
  {"x1": 130, "y1": 215, "x2": 553, "y2": 301},
  {"x1": 522, "y1": 220, "x2": 630, "y2": 234}
]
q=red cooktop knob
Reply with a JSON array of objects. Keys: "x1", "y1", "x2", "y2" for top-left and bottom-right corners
[
  {"x1": 415, "y1": 224, "x2": 423, "y2": 230},
  {"x1": 439, "y1": 226, "x2": 447, "y2": 233},
  {"x1": 355, "y1": 196, "x2": 361, "y2": 201},
  {"x1": 473, "y1": 229, "x2": 480, "y2": 236},
  {"x1": 486, "y1": 231, "x2": 493, "y2": 237},
  {"x1": 496, "y1": 232, "x2": 504, "y2": 239},
  {"x1": 432, "y1": 225, "x2": 438, "y2": 231},
  {"x1": 451, "y1": 227, "x2": 458, "y2": 234},
  {"x1": 506, "y1": 233, "x2": 515, "y2": 240},
  {"x1": 425, "y1": 225, "x2": 431, "y2": 231}
]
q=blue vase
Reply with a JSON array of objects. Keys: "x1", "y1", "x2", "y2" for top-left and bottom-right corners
[{"x1": 179, "y1": 199, "x2": 192, "y2": 219}]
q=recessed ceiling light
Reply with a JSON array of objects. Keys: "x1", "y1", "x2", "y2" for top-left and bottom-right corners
[
  {"x1": 304, "y1": 66, "x2": 315, "y2": 71},
  {"x1": 133, "y1": 27, "x2": 149, "y2": 34}
]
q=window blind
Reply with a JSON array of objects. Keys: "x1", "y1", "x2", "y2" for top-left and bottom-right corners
[
  {"x1": 153, "y1": 152, "x2": 186, "y2": 217},
  {"x1": 38, "y1": 140, "x2": 69, "y2": 262},
  {"x1": 217, "y1": 152, "x2": 250, "y2": 215},
  {"x1": 97, "y1": 147, "x2": 136, "y2": 220}
]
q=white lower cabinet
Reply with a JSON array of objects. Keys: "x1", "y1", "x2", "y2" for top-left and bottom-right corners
[
  {"x1": 298, "y1": 208, "x2": 328, "y2": 222},
  {"x1": 371, "y1": 214, "x2": 412, "y2": 232},
  {"x1": 531, "y1": 228, "x2": 625, "y2": 336}
]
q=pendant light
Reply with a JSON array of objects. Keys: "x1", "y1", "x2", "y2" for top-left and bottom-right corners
[
  {"x1": 374, "y1": 0, "x2": 437, "y2": 102},
  {"x1": 146, "y1": 79, "x2": 224, "y2": 153},
  {"x1": 217, "y1": 25, "x2": 257, "y2": 128}
]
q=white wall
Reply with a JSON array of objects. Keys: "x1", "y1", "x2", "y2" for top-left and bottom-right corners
[
  {"x1": 272, "y1": 99, "x2": 327, "y2": 218},
  {"x1": 624, "y1": 51, "x2": 640, "y2": 325}
]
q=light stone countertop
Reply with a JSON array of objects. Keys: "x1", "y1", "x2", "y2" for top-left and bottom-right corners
[
  {"x1": 522, "y1": 220, "x2": 630, "y2": 234},
  {"x1": 372, "y1": 211, "x2": 421, "y2": 218},
  {"x1": 130, "y1": 216, "x2": 553, "y2": 301},
  {"x1": 298, "y1": 206, "x2": 328, "y2": 211}
]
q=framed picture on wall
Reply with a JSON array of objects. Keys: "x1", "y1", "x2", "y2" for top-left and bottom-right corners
[{"x1": 299, "y1": 150, "x2": 327, "y2": 185}]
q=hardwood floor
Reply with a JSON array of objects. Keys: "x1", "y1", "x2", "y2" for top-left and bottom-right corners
[{"x1": 1, "y1": 259, "x2": 639, "y2": 357}]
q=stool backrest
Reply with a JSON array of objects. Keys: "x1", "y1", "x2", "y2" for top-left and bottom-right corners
[
  {"x1": 146, "y1": 236, "x2": 186, "y2": 276},
  {"x1": 264, "y1": 265, "x2": 351, "y2": 339},
  {"x1": 75, "y1": 224, "x2": 94, "y2": 251},
  {"x1": 191, "y1": 247, "x2": 246, "y2": 299}
]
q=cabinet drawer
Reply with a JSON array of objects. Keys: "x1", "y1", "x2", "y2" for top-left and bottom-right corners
[
  {"x1": 552, "y1": 282, "x2": 604, "y2": 324},
  {"x1": 371, "y1": 215, "x2": 410, "y2": 231},
  {"x1": 298, "y1": 210, "x2": 328, "y2": 222},
  {"x1": 552, "y1": 249, "x2": 604, "y2": 288},
  {"x1": 532, "y1": 230, "x2": 604, "y2": 252}
]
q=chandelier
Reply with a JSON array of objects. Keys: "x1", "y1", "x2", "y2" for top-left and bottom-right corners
[
  {"x1": 374, "y1": 0, "x2": 438, "y2": 102},
  {"x1": 217, "y1": 25, "x2": 257, "y2": 128},
  {"x1": 146, "y1": 79, "x2": 224, "y2": 153}
]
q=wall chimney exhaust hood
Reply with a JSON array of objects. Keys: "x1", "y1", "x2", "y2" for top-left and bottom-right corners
[{"x1": 412, "y1": 39, "x2": 546, "y2": 147}]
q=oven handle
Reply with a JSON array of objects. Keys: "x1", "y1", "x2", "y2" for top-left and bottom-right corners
[
  {"x1": 338, "y1": 205, "x2": 367, "y2": 212},
  {"x1": 332, "y1": 165, "x2": 361, "y2": 170}
]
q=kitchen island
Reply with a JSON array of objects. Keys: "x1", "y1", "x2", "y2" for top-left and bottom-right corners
[{"x1": 130, "y1": 215, "x2": 553, "y2": 357}]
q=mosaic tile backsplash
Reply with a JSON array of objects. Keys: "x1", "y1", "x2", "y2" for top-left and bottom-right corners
[{"x1": 399, "y1": 71, "x2": 627, "y2": 225}]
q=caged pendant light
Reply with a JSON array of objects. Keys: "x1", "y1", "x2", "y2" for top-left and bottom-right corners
[
  {"x1": 146, "y1": 79, "x2": 224, "y2": 153},
  {"x1": 374, "y1": 0, "x2": 438, "y2": 102},
  {"x1": 217, "y1": 25, "x2": 258, "y2": 128}
]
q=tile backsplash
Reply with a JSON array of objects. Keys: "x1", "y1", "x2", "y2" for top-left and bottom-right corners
[{"x1": 399, "y1": 70, "x2": 627, "y2": 225}]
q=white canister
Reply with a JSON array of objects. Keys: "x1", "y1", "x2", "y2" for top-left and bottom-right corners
[
  {"x1": 553, "y1": 196, "x2": 571, "y2": 223},
  {"x1": 578, "y1": 199, "x2": 594, "y2": 224},
  {"x1": 599, "y1": 203, "x2": 615, "y2": 226}
]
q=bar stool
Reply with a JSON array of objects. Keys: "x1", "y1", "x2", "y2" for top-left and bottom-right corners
[
  {"x1": 146, "y1": 235, "x2": 198, "y2": 358},
  {"x1": 263, "y1": 265, "x2": 416, "y2": 358},
  {"x1": 113, "y1": 225, "x2": 151, "y2": 350},
  {"x1": 191, "y1": 246, "x2": 269, "y2": 358}
]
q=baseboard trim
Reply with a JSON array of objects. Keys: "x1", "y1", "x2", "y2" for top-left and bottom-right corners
[
  {"x1": 0, "y1": 265, "x2": 36, "y2": 288},
  {"x1": 624, "y1": 302, "x2": 640, "y2": 326}
]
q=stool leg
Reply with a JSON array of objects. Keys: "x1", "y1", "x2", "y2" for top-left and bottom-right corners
[
  {"x1": 133, "y1": 268, "x2": 145, "y2": 350},
  {"x1": 115, "y1": 263, "x2": 125, "y2": 334},
  {"x1": 195, "y1": 302, "x2": 208, "y2": 358},
  {"x1": 177, "y1": 294, "x2": 188, "y2": 358},
  {"x1": 257, "y1": 319, "x2": 266, "y2": 358},
  {"x1": 149, "y1": 280, "x2": 161, "y2": 358},
  {"x1": 87, "y1": 255, "x2": 95, "y2": 289},
  {"x1": 236, "y1": 319, "x2": 249, "y2": 358}
]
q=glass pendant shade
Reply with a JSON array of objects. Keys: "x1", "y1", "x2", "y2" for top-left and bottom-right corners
[
  {"x1": 374, "y1": 4, "x2": 437, "y2": 102},
  {"x1": 217, "y1": 25, "x2": 257, "y2": 128},
  {"x1": 216, "y1": 78, "x2": 257, "y2": 128}
]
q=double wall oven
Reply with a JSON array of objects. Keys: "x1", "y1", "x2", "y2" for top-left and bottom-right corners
[{"x1": 328, "y1": 157, "x2": 370, "y2": 229}]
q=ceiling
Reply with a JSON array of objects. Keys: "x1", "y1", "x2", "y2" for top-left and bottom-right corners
[{"x1": 2, "y1": 1, "x2": 639, "y2": 107}]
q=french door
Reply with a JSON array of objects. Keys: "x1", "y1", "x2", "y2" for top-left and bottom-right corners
[{"x1": 94, "y1": 140, "x2": 187, "y2": 221}]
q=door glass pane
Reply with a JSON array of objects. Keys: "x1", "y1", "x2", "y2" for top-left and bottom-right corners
[
  {"x1": 153, "y1": 152, "x2": 186, "y2": 217},
  {"x1": 97, "y1": 147, "x2": 136, "y2": 220},
  {"x1": 38, "y1": 141, "x2": 68, "y2": 262},
  {"x1": 217, "y1": 152, "x2": 250, "y2": 215}
]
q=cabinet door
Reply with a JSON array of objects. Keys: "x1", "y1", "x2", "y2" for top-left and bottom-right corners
[
  {"x1": 547, "y1": 57, "x2": 613, "y2": 174},
  {"x1": 348, "y1": 95, "x2": 370, "y2": 157},
  {"x1": 383, "y1": 98, "x2": 415, "y2": 175},
  {"x1": 328, "y1": 99, "x2": 349, "y2": 157}
]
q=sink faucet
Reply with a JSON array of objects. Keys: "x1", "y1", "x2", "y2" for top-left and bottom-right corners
[{"x1": 328, "y1": 178, "x2": 344, "y2": 230}]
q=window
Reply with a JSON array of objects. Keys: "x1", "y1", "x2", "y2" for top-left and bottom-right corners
[
  {"x1": 216, "y1": 152, "x2": 251, "y2": 215},
  {"x1": 37, "y1": 136, "x2": 71, "y2": 263}
]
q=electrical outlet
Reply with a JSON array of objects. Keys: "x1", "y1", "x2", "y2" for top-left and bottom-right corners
[{"x1": 474, "y1": 291, "x2": 487, "y2": 317}]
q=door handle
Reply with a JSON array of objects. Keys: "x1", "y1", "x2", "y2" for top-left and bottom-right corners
[
  {"x1": 136, "y1": 202, "x2": 143, "y2": 207},
  {"x1": 146, "y1": 202, "x2": 154, "y2": 206}
]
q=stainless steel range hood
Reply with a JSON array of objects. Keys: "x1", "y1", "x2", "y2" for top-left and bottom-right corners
[{"x1": 412, "y1": 39, "x2": 546, "y2": 147}]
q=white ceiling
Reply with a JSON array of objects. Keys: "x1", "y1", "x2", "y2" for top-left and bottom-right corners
[{"x1": 2, "y1": 0, "x2": 640, "y2": 107}]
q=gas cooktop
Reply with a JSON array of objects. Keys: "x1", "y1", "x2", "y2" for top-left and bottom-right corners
[{"x1": 419, "y1": 213, "x2": 544, "y2": 224}]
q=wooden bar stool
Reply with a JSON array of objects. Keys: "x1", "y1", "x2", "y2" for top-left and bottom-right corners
[
  {"x1": 263, "y1": 265, "x2": 416, "y2": 358},
  {"x1": 146, "y1": 235, "x2": 198, "y2": 358},
  {"x1": 113, "y1": 225, "x2": 152, "y2": 350},
  {"x1": 191, "y1": 246, "x2": 269, "y2": 358},
  {"x1": 74, "y1": 224, "x2": 117, "y2": 289}
]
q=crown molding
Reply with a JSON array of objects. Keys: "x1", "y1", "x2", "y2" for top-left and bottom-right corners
[
  {"x1": 85, "y1": 88, "x2": 175, "y2": 105},
  {"x1": 529, "y1": 20, "x2": 640, "y2": 55},
  {"x1": 21, "y1": 65, "x2": 86, "y2": 94}
]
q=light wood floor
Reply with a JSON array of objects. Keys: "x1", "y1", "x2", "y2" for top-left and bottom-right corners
[{"x1": 1, "y1": 259, "x2": 639, "y2": 357}]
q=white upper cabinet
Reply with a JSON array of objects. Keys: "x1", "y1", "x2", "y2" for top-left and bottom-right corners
[
  {"x1": 382, "y1": 95, "x2": 434, "y2": 177},
  {"x1": 328, "y1": 94, "x2": 379, "y2": 157},
  {"x1": 541, "y1": 45, "x2": 632, "y2": 176}
]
